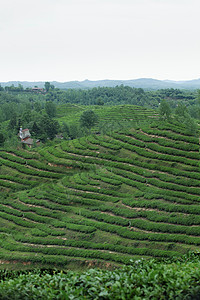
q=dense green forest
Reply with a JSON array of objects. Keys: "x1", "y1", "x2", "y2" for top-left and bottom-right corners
[{"x1": 0, "y1": 83, "x2": 199, "y2": 148}]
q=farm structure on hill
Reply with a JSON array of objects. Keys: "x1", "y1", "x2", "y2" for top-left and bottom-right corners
[
  {"x1": 31, "y1": 87, "x2": 45, "y2": 93},
  {"x1": 19, "y1": 128, "x2": 34, "y2": 147}
]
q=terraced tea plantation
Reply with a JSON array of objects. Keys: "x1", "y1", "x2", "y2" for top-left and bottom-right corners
[
  {"x1": 0, "y1": 120, "x2": 200, "y2": 268},
  {"x1": 56, "y1": 104, "x2": 158, "y2": 128}
]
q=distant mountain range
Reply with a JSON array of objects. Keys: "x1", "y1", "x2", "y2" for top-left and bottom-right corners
[{"x1": 1, "y1": 78, "x2": 200, "y2": 90}]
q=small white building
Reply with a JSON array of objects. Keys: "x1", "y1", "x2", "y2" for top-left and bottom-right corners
[{"x1": 19, "y1": 128, "x2": 33, "y2": 147}]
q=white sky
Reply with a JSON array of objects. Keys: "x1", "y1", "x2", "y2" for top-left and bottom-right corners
[{"x1": 1, "y1": 0, "x2": 200, "y2": 82}]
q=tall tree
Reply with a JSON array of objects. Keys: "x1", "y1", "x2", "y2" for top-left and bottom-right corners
[
  {"x1": 69, "y1": 124, "x2": 80, "y2": 140},
  {"x1": 45, "y1": 101, "x2": 56, "y2": 118},
  {"x1": 31, "y1": 121, "x2": 40, "y2": 136},
  {"x1": 38, "y1": 114, "x2": 60, "y2": 141},
  {"x1": 159, "y1": 100, "x2": 171, "y2": 120},
  {"x1": 0, "y1": 132, "x2": 5, "y2": 146},
  {"x1": 34, "y1": 101, "x2": 42, "y2": 112},
  {"x1": 8, "y1": 113, "x2": 17, "y2": 131},
  {"x1": 45, "y1": 82, "x2": 51, "y2": 92},
  {"x1": 62, "y1": 122, "x2": 70, "y2": 139},
  {"x1": 79, "y1": 110, "x2": 98, "y2": 130},
  {"x1": 175, "y1": 103, "x2": 187, "y2": 117}
]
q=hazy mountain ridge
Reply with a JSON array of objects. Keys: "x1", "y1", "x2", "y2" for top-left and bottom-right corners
[{"x1": 1, "y1": 78, "x2": 200, "y2": 90}]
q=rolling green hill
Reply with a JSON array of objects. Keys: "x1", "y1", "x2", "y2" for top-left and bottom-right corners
[
  {"x1": 0, "y1": 117, "x2": 199, "y2": 268},
  {"x1": 56, "y1": 104, "x2": 158, "y2": 128}
]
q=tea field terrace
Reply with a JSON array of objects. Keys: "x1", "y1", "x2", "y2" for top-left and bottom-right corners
[
  {"x1": 56, "y1": 103, "x2": 159, "y2": 129},
  {"x1": 0, "y1": 121, "x2": 200, "y2": 268}
]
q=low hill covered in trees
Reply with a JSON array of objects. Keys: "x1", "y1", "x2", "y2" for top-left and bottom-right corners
[{"x1": 1, "y1": 77, "x2": 200, "y2": 89}]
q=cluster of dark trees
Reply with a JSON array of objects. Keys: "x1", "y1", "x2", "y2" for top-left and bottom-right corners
[
  {"x1": 61, "y1": 110, "x2": 98, "y2": 140},
  {"x1": 0, "y1": 83, "x2": 198, "y2": 107},
  {"x1": 0, "y1": 84, "x2": 99, "y2": 147},
  {"x1": 49, "y1": 86, "x2": 197, "y2": 108},
  {"x1": 0, "y1": 87, "x2": 59, "y2": 147},
  {"x1": 159, "y1": 98, "x2": 199, "y2": 135},
  {"x1": 2, "y1": 83, "x2": 197, "y2": 107}
]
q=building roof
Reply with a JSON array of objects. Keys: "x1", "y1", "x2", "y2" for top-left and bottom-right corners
[
  {"x1": 19, "y1": 128, "x2": 31, "y2": 140},
  {"x1": 32, "y1": 88, "x2": 44, "y2": 91},
  {"x1": 22, "y1": 138, "x2": 33, "y2": 145}
]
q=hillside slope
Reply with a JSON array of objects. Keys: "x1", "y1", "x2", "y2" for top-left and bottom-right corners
[
  {"x1": 0, "y1": 121, "x2": 199, "y2": 268},
  {"x1": 56, "y1": 104, "x2": 158, "y2": 128}
]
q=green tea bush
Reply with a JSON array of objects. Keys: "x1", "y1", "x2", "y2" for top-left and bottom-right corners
[{"x1": 0, "y1": 254, "x2": 200, "y2": 299}]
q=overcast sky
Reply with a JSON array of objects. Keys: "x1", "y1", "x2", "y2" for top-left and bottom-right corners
[{"x1": 1, "y1": 0, "x2": 200, "y2": 82}]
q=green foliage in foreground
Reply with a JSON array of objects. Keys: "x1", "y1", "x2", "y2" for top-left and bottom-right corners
[{"x1": 0, "y1": 254, "x2": 200, "y2": 300}]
